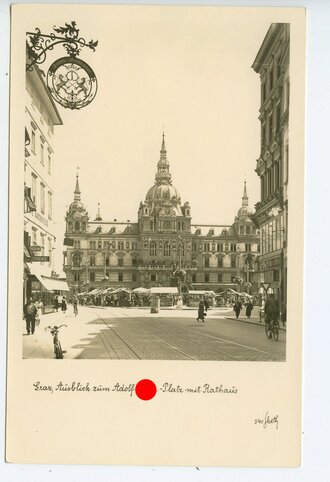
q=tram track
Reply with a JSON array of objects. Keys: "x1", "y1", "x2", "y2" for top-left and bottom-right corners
[
  {"x1": 120, "y1": 312, "x2": 275, "y2": 360},
  {"x1": 93, "y1": 308, "x2": 277, "y2": 361},
  {"x1": 94, "y1": 311, "x2": 197, "y2": 360}
]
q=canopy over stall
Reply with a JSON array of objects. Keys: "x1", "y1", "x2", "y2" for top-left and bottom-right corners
[
  {"x1": 150, "y1": 287, "x2": 178, "y2": 295},
  {"x1": 133, "y1": 287, "x2": 150, "y2": 293}
]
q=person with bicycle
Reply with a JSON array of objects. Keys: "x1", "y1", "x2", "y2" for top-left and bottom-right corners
[{"x1": 264, "y1": 294, "x2": 280, "y2": 329}]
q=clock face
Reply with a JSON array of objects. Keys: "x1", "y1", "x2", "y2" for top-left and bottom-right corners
[{"x1": 164, "y1": 221, "x2": 171, "y2": 229}]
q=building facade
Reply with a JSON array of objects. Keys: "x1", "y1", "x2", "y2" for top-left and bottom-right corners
[
  {"x1": 24, "y1": 59, "x2": 63, "y2": 304},
  {"x1": 64, "y1": 135, "x2": 260, "y2": 295},
  {"x1": 252, "y1": 23, "x2": 289, "y2": 304}
]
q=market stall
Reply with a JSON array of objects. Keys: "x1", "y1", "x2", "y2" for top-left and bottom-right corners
[
  {"x1": 150, "y1": 287, "x2": 178, "y2": 307},
  {"x1": 186, "y1": 290, "x2": 215, "y2": 308}
]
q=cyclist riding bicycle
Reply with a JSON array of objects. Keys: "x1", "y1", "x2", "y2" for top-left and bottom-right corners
[{"x1": 264, "y1": 294, "x2": 280, "y2": 328}]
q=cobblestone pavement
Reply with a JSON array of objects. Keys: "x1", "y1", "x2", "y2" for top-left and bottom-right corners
[{"x1": 23, "y1": 306, "x2": 286, "y2": 361}]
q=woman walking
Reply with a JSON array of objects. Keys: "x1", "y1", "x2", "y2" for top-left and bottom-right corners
[
  {"x1": 197, "y1": 299, "x2": 206, "y2": 322},
  {"x1": 61, "y1": 296, "x2": 67, "y2": 314}
]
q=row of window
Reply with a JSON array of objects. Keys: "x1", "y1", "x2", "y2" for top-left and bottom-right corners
[
  {"x1": 260, "y1": 217, "x2": 283, "y2": 255},
  {"x1": 261, "y1": 102, "x2": 282, "y2": 149},
  {"x1": 73, "y1": 272, "x2": 243, "y2": 284},
  {"x1": 72, "y1": 240, "x2": 257, "y2": 257},
  {"x1": 261, "y1": 57, "x2": 282, "y2": 104},
  {"x1": 74, "y1": 272, "x2": 135, "y2": 283},
  {"x1": 29, "y1": 172, "x2": 53, "y2": 220},
  {"x1": 260, "y1": 162, "x2": 281, "y2": 202},
  {"x1": 73, "y1": 240, "x2": 140, "y2": 251},
  {"x1": 30, "y1": 130, "x2": 52, "y2": 174}
]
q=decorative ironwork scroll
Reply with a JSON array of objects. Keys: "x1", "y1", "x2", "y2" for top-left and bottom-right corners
[{"x1": 26, "y1": 21, "x2": 98, "y2": 110}]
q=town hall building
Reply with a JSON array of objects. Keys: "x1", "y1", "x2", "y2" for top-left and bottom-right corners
[{"x1": 63, "y1": 135, "x2": 260, "y2": 295}]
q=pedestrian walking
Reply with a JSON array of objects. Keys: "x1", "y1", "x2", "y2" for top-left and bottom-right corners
[
  {"x1": 54, "y1": 295, "x2": 59, "y2": 312},
  {"x1": 23, "y1": 298, "x2": 37, "y2": 335},
  {"x1": 245, "y1": 300, "x2": 254, "y2": 319},
  {"x1": 203, "y1": 296, "x2": 209, "y2": 312},
  {"x1": 197, "y1": 299, "x2": 206, "y2": 322},
  {"x1": 61, "y1": 296, "x2": 67, "y2": 314},
  {"x1": 233, "y1": 299, "x2": 242, "y2": 319}
]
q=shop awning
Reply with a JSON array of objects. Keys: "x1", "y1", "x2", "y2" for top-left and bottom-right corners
[
  {"x1": 39, "y1": 277, "x2": 70, "y2": 292},
  {"x1": 150, "y1": 287, "x2": 178, "y2": 295},
  {"x1": 188, "y1": 290, "x2": 215, "y2": 296},
  {"x1": 88, "y1": 289, "x2": 102, "y2": 295},
  {"x1": 27, "y1": 263, "x2": 69, "y2": 291},
  {"x1": 133, "y1": 287, "x2": 150, "y2": 293}
]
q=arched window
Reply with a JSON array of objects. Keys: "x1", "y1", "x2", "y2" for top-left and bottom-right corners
[
  {"x1": 74, "y1": 273, "x2": 80, "y2": 282},
  {"x1": 149, "y1": 242, "x2": 157, "y2": 256},
  {"x1": 163, "y1": 242, "x2": 171, "y2": 257},
  {"x1": 90, "y1": 255, "x2": 95, "y2": 266},
  {"x1": 72, "y1": 253, "x2": 81, "y2": 267},
  {"x1": 81, "y1": 221, "x2": 86, "y2": 231},
  {"x1": 74, "y1": 221, "x2": 80, "y2": 232},
  {"x1": 68, "y1": 221, "x2": 73, "y2": 232}
]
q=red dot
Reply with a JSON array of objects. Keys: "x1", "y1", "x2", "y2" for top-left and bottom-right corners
[{"x1": 135, "y1": 379, "x2": 157, "y2": 400}]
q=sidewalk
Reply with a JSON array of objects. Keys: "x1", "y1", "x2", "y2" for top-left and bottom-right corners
[
  {"x1": 225, "y1": 312, "x2": 286, "y2": 331},
  {"x1": 22, "y1": 309, "x2": 70, "y2": 359}
]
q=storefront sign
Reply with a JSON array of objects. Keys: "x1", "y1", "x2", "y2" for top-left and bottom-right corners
[
  {"x1": 29, "y1": 246, "x2": 42, "y2": 252},
  {"x1": 31, "y1": 256, "x2": 50, "y2": 262}
]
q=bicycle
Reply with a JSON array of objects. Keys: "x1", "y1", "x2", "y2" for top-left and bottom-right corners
[
  {"x1": 45, "y1": 324, "x2": 67, "y2": 359},
  {"x1": 265, "y1": 317, "x2": 280, "y2": 341}
]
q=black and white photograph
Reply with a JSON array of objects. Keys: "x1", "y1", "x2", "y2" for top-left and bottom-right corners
[{"x1": 22, "y1": 15, "x2": 289, "y2": 362}]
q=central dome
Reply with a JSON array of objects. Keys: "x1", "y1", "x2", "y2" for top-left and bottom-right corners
[
  {"x1": 146, "y1": 183, "x2": 180, "y2": 203},
  {"x1": 143, "y1": 134, "x2": 183, "y2": 216}
]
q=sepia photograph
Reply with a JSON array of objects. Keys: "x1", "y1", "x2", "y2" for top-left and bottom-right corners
[{"x1": 23, "y1": 14, "x2": 288, "y2": 361}]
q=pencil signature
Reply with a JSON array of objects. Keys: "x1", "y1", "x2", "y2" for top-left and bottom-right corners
[{"x1": 254, "y1": 411, "x2": 279, "y2": 430}]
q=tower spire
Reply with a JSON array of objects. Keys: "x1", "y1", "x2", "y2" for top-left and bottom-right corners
[
  {"x1": 74, "y1": 173, "x2": 81, "y2": 202},
  {"x1": 155, "y1": 132, "x2": 171, "y2": 185},
  {"x1": 160, "y1": 131, "x2": 167, "y2": 160},
  {"x1": 242, "y1": 180, "x2": 249, "y2": 207}
]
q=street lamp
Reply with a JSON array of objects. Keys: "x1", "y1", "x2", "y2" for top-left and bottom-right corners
[
  {"x1": 174, "y1": 235, "x2": 186, "y2": 309},
  {"x1": 233, "y1": 246, "x2": 243, "y2": 293}
]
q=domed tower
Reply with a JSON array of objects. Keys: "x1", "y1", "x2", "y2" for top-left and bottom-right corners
[
  {"x1": 138, "y1": 133, "x2": 191, "y2": 233},
  {"x1": 234, "y1": 181, "x2": 255, "y2": 236},
  {"x1": 66, "y1": 174, "x2": 89, "y2": 234}
]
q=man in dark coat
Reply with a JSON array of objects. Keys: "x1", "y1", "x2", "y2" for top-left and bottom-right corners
[
  {"x1": 197, "y1": 300, "x2": 206, "y2": 322},
  {"x1": 264, "y1": 294, "x2": 280, "y2": 325},
  {"x1": 23, "y1": 298, "x2": 37, "y2": 335},
  {"x1": 245, "y1": 301, "x2": 254, "y2": 319},
  {"x1": 233, "y1": 300, "x2": 242, "y2": 319}
]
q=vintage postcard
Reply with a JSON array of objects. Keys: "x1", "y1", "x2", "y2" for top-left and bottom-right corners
[{"x1": 6, "y1": 4, "x2": 305, "y2": 466}]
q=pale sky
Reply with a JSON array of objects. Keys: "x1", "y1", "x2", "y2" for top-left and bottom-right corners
[{"x1": 33, "y1": 6, "x2": 278, "y2": 272}]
